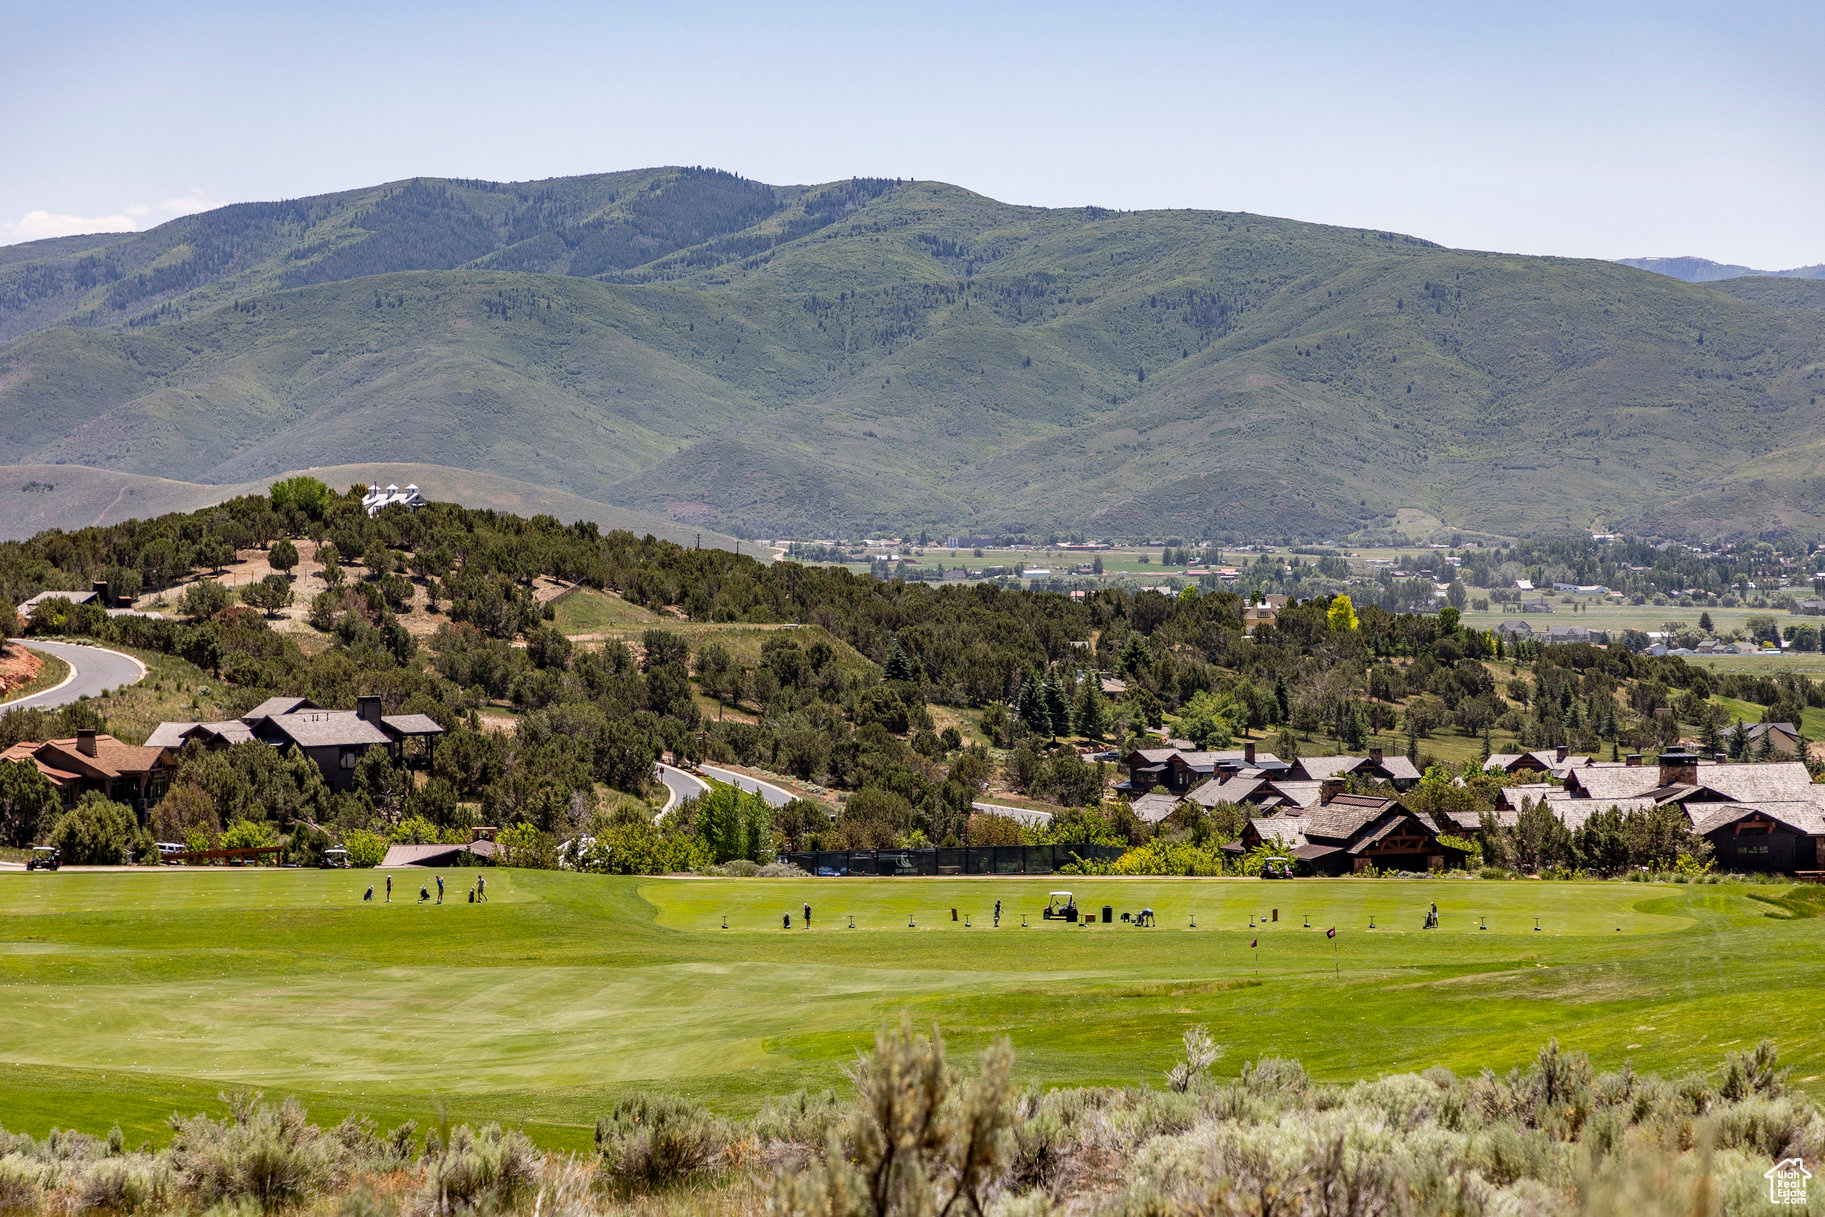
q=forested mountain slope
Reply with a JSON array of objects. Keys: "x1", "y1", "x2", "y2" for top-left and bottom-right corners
[{"x1": 3, "y1": 168, "x2": 1823, "y2": 541}]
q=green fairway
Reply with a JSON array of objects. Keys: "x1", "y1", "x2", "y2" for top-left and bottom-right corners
[{"x1": 1, "y1": 868, "x2": 1821, "y2": 1152}]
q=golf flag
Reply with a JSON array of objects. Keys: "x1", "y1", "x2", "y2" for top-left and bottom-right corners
[
  {"x1": 1326, "y1": 927, "x2": 1336, "y2": 938},
  {"x1": 1250, "y1": 938, "x2": 1257, "y2": 948}
]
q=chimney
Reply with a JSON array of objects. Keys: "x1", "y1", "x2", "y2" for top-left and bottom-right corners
[
  {"x1": 357, "y1": 695, "x2": 383, "y2": 726},
  {"x1": 1243, "y1": 741, "x2": 1256, "y2": 765},
  {"x1": 1368, "y1": 746, "x2": 1384, "y2": 765},
  {"x1": 1319, "y1": 778, "x2": 1345, "y2": 805},
  {"x1": 1555, "y1": 746, "x2": 1568, "y2": 763},
  {"x1": 76, "y1": 729, "x2": 98, "y2": 757},
  {"x1": 1658, "y1": 748, "x2": 1698, "y2": 789},
  {"x1": 1625, "y1": 753, "x2": 1643, "y2": 768}
]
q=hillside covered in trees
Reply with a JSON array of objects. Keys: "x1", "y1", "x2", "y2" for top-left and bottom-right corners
[{"x1": 4, "y1": 169, "x2": 1825, "y2": 541}]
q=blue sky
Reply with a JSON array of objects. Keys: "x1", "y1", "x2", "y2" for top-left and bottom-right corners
[{"x1": 3, "y1": 0, "x2": 1820, "y2": 266}]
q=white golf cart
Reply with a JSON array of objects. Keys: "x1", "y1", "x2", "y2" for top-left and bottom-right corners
[{"x1": 1042, "y1": 891, "x2": 1080, "y2": 923}]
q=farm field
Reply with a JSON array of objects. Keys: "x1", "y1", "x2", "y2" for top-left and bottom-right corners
[{"x1": 1, "y1": 868, "x2": 1821, "y2": 1153}]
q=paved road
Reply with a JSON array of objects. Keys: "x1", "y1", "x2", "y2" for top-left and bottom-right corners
[
  {"x1": 700, "y1": 763, "x2": 795, "y2": 807},
  {"x1": 655, "y1": 763, "x2": 708, "y2": 821},
  {"x1": 6, "y1": 640, "x2": 147, "y2": 711}
]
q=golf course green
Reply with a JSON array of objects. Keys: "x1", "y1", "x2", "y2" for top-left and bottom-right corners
[{"x1": 1, "y1": 868, "x2": 1820, "y2": 1150}]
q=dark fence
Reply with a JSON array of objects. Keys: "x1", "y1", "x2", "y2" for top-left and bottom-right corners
[{"x1": 784, "y1": 843, "x2": 1126, "y2": 877}]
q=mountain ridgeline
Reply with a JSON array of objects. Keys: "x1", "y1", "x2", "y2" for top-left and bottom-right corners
[{"x1": 3, "y1": 166, "x2": 1824, "y2": 542}]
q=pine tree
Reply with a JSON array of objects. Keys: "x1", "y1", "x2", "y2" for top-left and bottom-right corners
[
  {"x1": 1406, "y1": 726, "x2": 1419, "y2": 764},
  {"x1": 1016, "y1": 672, "x2": 1046, "y2": 734},
  {"x1": 884, "y1": 638, "x2": 914, "y2": 683},
  {"x1": 1728, "y1": 718, "x2": 1751, "y2": 760},
  {"x1": 1043, "y1": 677, "x2": 1072, "y2": 740},
  {"x1": 1480, "y1": 728, "x2": 1492, "y2": 762},
  {"x1": 1074, "y1": 677, "x2": 1108, "y2": 741}
]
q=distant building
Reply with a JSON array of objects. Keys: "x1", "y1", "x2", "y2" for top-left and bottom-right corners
[{"x1": 362, "y1": 483, "x2": 427, "y2": 517}]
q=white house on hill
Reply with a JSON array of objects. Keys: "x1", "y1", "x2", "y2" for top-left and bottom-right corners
[{"x1": 362, "y1": 483, "x2": 427, "y2": 517}]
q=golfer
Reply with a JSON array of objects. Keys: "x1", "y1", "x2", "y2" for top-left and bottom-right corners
[
  {"x1": 803, "y1": 902, "x2": 811, "y2": 928},
  {"x1": 477, "y1": 876, "x2": 486, "y2": 902},
  {"x1": 386, "y1": 875, "x2": 392, "y2": 903},
  {"x1": 994, "y1": 899, "x2": 1001, "y2": 927},
  {"x1": 436, "y1": 875, "x2": 445, "y2": 904}
]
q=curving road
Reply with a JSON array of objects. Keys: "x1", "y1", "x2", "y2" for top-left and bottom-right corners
[
  {"x1": 5, "y1": 640, "x2": 147, "y2": 711},
  {"x1": 655, "y1": 762, "x2": 708, "y2": 822},
  {"x1": 699, "y1": 763, "x2": 795, "y2": 807}
]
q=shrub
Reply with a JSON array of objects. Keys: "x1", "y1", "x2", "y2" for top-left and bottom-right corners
[
  {"x1": 342, "y1": 830, "x2": 387, "y2": 868},
  {"x1": 410, "y1": 1124, "x2": 535, "y2": 1215},
  {"x1": 166, "y1": 1092, "x2": 341, "y2": 1209},
  {"x1": 595, "y1": 1093, "x2": 726, "y2": 1191},
  {"x1": 47, "y1": 793, "x2": 143, "y2": 865}
]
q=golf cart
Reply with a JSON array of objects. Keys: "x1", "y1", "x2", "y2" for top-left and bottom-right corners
[
  {"x1": 320, "y1": 848, "x2": 350, "y2": 870},
  {"x1": 1042, "y1": 891, "x2": 1079, "y2": 923},
  {"x1": 26, "y1": 846, "x2": 60, "y2": 872},
  {"x1": 1261, "y1": 856, "x2": 1294, "y2": 879}
]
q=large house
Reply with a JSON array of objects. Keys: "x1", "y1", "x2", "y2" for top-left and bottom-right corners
[
  {"x1": 1119, "y1": 741, "x2": 1290, "y2": 795},
  {"x1": 0, "y1": 730, "x2": 175, "y2": 818},
  {"x1": 1224, "y1": 794, "x2": 1468, "y2": 875},
  {"x1": 145, "y1": 695, "x2": 444, "y2": 792},
  {"x1": 362, "y1": 483, "x2": 428, "y2": 517},
  {"x1": 238, "y1": 696, "x2": 444, "y2": 791}
]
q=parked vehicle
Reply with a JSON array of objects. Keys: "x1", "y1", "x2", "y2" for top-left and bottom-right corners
[
  {"x1": 26, "y1": 846, "x2": 60, "y2": 871},
  {"x1": 1261, "y1": 855, "x2": 1294, "y2": 879},
  {"x1": 319, "y1": 848, "x2": 350, "y2": 869},
  {"x1": 157, "y1": 842, "x2": 187, "y2": 865},
  {"x1": 1042, "y1": 891, "x2": 1079, "y2": 922}
]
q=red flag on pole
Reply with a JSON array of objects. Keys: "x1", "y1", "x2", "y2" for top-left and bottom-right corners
[
  {"x1": 1250, "y1": 938, "x2": 1256, "y2": 948},
  {"x1": 1326, "y1": 926, "x2": 1336, "y2": 938}
]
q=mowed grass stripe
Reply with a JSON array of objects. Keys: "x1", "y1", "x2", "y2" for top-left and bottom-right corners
[{"x1": 0, "y1": 869, "x2": 1817, "y2": 1150}]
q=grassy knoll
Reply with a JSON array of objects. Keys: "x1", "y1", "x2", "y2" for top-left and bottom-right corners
[
  {"x1": 1, "y1": 868, "x2": 1820, "y2": 1152},
  {"x1": 554, "y1": 591, "x2": 876, "y2": 676}
]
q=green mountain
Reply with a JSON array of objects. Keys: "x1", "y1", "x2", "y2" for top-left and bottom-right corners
[{"x1": 3, "y1": 168, "x2": 1824, "y2": 541}]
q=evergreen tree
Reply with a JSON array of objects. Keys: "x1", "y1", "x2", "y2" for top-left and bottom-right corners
[
  {"x1": 1016, "y1": 672, "x2": 1046, "y2": 735},
  {"x1": 1727, "y1": 718, "x2": 1751, "y2": 760},
  {"x1": 1274, "y1": 676, "x2": 1291, "y2": 723},
  {"x1": 1406, "y1": 725, "x2": 1419, "y2": 764},
  {"x1": 1043, "y1": 676, "x2": 1072, "y2": 740},
  {"x1": 1699, "y1": 611, "x2": 1714, "y2": 633},
  {"x1": 884, "y1": 638, "x2": 915, "y2": 683},
  {"x1": 1073, "y1": 677, "x2": 1108, "y2": 741},
  {"x1": 1480, "y1": 728, "x2": 1492, "y2": 763}
]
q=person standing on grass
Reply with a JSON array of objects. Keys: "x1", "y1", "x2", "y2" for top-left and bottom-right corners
[
  {"x1": 994, "y1": 898, "x2": 1001, "y2": 927},
  {"x1": 803, "y1": 902, "x2": 811, "y2": 928},
  {"x1": 477, "y1": 876, "x2": 486, "y2": 903},
  {"x1": 436, "y1": 875, "x2": 445, "y2": 904},
  {"x1": 386, "y1": 875, "x2": 392, "y2": 903}
]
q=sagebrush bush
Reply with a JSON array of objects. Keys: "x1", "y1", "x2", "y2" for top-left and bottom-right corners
[
  {"x1": 594, "y1": 1094, "x2": 726, "y2": 1192},
  {"x1": 410, "y1": 1123, "x2": 536, "y2": 1215},
  {"x1": 166, "y1": 1092, "x2": 342, "y2": 1209}
]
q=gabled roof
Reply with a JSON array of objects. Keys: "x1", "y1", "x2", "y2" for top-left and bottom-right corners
[
  {"x1": 1186, "y1": 776, "x2": 1266, "y2": 807},
  {"x1": 1249, "y1": 817, "x2": 1309, "y2": 849},
  {"x1": 243, "y1": 696, "x2": 321, "y2": 721},
  {"x1": 1564, "y1": 766, "x2": 1661, "y2": 802},
  {"x1": 1690, "y1": 762, "x2": 1817, "y2": 803},
  {"x1": 1293, "y1": 755, "x2": 1363, "y2": 781},
  {"x1": 1688, "y1": 801, "x2": 1825, "y2": 837},
  {"x1": 1129, "y1": 792, "x2": 1182, "y2": 824},
  {"x1": 144, "y1": 720, "x2": 255, "y2": 749},
  {"x1": 257, "y1": 710, "x2": 391, "y2": 748},
  {"x1": 1125, "y1": 748, "x2": 1179, "y2": 765},
  {"x1": 1745, "y1": 722, "x2": 1800, "y2": 741},
  {"x1": 1268, "y1": 780, "x2": 1325, "y2": 809},
  {"x1": 0, "y1": 735, "x2": 169, "y2": 783}
]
